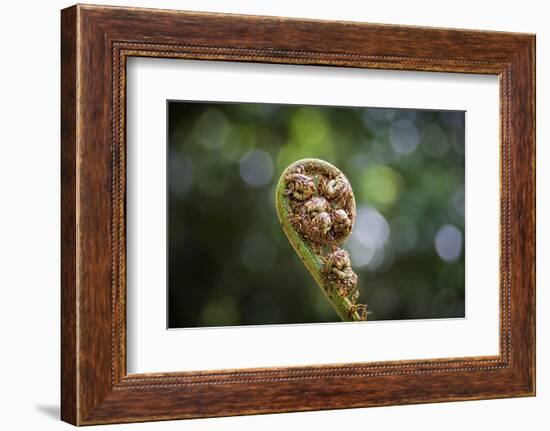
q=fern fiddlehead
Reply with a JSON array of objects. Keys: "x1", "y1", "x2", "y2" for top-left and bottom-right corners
[{"x1": 275, "y1": 158, "x2": 368, "y2": 322}]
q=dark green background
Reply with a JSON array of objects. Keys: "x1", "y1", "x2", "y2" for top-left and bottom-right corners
[{"x1": 168, "y1": 101, "x2": 465, "y2": 328}]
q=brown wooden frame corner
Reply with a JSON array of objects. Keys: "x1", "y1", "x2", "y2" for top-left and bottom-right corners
[{"x1": 61, "y1": 3, "x2": 536, "y2": 426}]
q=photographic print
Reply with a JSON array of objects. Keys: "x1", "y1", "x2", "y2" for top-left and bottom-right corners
[
  {"x1": 168, "y1": 101, "x2": 465, "y2": 328},
  {"x1": 61, "y1": 6, "x2": 535, "y2": 423}
]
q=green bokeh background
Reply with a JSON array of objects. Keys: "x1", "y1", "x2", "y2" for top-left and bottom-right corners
[{"x1": 168, "y1": 101, "x2": 465, "y2": 328}]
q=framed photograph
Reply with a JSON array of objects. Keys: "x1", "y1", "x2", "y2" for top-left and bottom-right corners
[{"x1": 61, "y1": 4, "x2": 536, "y2": 425}]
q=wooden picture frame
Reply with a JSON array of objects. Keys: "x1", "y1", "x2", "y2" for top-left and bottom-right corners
[{"x1": 61, "y1": 4, "x2": 535, "y2": 425}]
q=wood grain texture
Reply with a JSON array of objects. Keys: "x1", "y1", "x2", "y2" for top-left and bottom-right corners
[
  {"x1": 60, "y1": 6, "x2": 78, "y2": 425},
  {"x1": 60, "y1": 4, "x2": 536, "y2": 425}
]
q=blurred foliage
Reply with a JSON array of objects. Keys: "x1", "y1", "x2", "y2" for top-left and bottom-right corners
[{"x1": 168, "y1": 101, "x2": 465, "y2": 328}]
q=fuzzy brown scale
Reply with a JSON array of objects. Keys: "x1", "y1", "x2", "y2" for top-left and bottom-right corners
[
  {"x1": 284, "y1": 166, "x2": 354, "y2": 249},
  {"x1": 283, "y1": 172, "x2": 315, "y2": 201},
  {"x1": 281, "y1": 160, "x2": 368, "y2": 321},
  {"x1": 322, "y1": 248, "x2": 358, "y2": 298}
]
